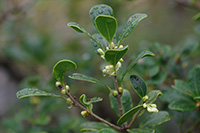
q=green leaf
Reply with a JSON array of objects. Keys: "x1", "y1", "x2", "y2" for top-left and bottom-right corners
[
  {"x1": 172, "y1": 80, "x2": 193, "y2": 96},
  {"x1": 148, "y1": 71, "x2": 167, "y2": 85},
  {"x1": 109, "y1": 89, "x2": 133, "y2": 116},
  {"x1": 193, "y1": 12, "x2": 200, "y2": 21},
  {"x1": 69, "y1": 73, "x2": 112, "y2": 92},
  {"x1": 117, "y1": 105, "x2": 143, "y2": 125},
  {"x1": 148, "y1": 65, "x2": 159, "y2": 77},
  {"x1": 53, "y1": 59, "x2": 77, "y2": 85},
  {"x1": 99, "y1": 128, "x2": 118, "y2": 133},
  {"x1": 80, "y1": 122, "x2": 109, "y2": 132},
  {"x1": 128, "y1": 128, "x2": 155, "y2": 133},
  {"x1": 188, "y1": 65, "x2": 200, "y2": 97},
  {"x1": 95, "y1": 15, "x2": 117, "y2": 44},
  {"x1": 105, "y1": 45, "x2": 128, "y2": 66},
  {"x1": 79, "y1": 94, "x2": 103, "y2": 106},
  {"x1": 140, "y1": 111, "x2": 170, "y2": 128},
  {"x1": 146, "y1": 90, "x2": 162, "y2": 104},
  {"x1": 194, "y1": 96, "x2": 200, "y2": 101},
  {"x1": 130, "y1": 75, "x2": 147, "y2": 98},
  {"x1": 91, "y1": 34, "x2": 109, "y2": 53},
  {"x1": 67, "y1": 22, "x2": 104, "y2": 50},
  {"x1": 181, "y1": 38, "x2": 199, "y2": 56},
  {"x1": 168, "y1": 101, "x2": 196, "y2": 112},
  {"x1": 89, "y1": 4, "x2": 113, "y2": 26},
  {"x1": 16, "y1": 88, "x2": 63, "y2": 99},
  {"x1": 169, "y1": 110, "x2": 190, "y2": 125},
  {"x1": 121, "y1": 50, "x2": 155, "y2": 83},
  {"x1": 117, "y1": 13, "x2": 147, "y2": 45}
]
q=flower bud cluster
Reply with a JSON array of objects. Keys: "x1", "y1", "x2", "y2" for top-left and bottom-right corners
[
  {"x1": 97, "y1": 48, "x2": 105, "y2": 59},
  {"x1": 102, "y1": 61, "x2": 122, "y2": 76},
  {"x1": 143, "y1": 103, "x2": 159, "y2": 113}
]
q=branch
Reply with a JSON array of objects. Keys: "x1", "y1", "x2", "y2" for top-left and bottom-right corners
[{"x1": 128, "y1": 107, "x2": 144, "y2": 128}]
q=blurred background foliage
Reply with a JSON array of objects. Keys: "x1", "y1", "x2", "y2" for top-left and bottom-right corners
[{"x1": 0, "y1": 0, "x2": 200, "y2": 133}]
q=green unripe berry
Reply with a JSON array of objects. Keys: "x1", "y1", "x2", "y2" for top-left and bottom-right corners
[
  {"x1": 65, "y1": 85, "x2": 70, "y2": 91},
  {"x1": 61, "y1": 89, "x2": 67, "y2": 95},
  {"x1": 113, "y1": 90, "x2": 118, "y2": 97},
  {"x1": 81, "y1": 111, "x2": 89, "y2": 117},
  {"x1": 118, "y1": 87, "x2": 123, "y2": 94},
  {"x1": 56, "y1": 81, "x2": 62, "y2": 87}
]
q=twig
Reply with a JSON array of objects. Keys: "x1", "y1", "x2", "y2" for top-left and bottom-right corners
[{"x1": 128, "y1": 107, "x2": 144, "y2": 128}]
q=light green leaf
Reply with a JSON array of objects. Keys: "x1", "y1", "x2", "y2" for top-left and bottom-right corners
[
  {"x1": 53, "y1": 59, "x2": 77, "y2": 85},
  {"x1": 67, "y1": 22, "x2": 104, "y2": 50},
  {"x1": 95, "y1": 15, "x2": 117, "y2": 44},
  {"x1": 193, "y1": 12, "x2": 200, "y2": 21},
  {"x1": 16, "y1": 88, "x2": 64, "y2": 99},
  {"x1": 99, "y1": 128, "x2": 118, "y2": 133},
  {"x1": 130, "y1": 75, "x2": 147, "y2": 98},
  {"x1": 168, "y1": 101, "x2": 196, "y2": 112},
  {"x1": 109, "y1": 89, "x2": 133, "y2": 116},
  {"x1": 121, "y1": 50, "x2": 155, "y2": 83},
  {"x1": 117, "y1": 105, "x2": 143, "y2": 125},
  {"x1": 194, "y1": 96, "x2": 200, "y2": 101},
  {"x1": 188, "y1": 65, "x2": 200, "y2": 97},
  {"x1": 128, "y1": 128, "x2": 155, "y2": 133},
  {"x1": 105, "y1": 45, "x2": 128, "y2": 66},
  {"x1": 80, "y1": 122, "x2": 109, "y2": 132},
  {"x1": 117, "y1": 13, "x2": 147, "y2": 45},
  {"x1": 140, "y1": 111, "x2": 170, "y2": 128},
  {"x1": 69, "y1": 73, "x2": 112, "y2": 92},
  {"x1": 89, "y1": 4, "x2": 113, "y2": 26},
  {"x1": 79, "y1": 94, "x2": 103, "y2": 106}
]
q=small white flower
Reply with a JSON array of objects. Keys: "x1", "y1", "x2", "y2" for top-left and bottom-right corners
[
  {"x1": 97, "y1": 48, "x2": 104, "y2": 55},
  {"x1": 147, "y1": 104, "x2": 159, "y2": 113},
  {"x1": 143, "y1": 103, "x2": 147, "y2": 108},
  {"x1": 119, "y1": 45, "x2": 123, "y2": 49}
]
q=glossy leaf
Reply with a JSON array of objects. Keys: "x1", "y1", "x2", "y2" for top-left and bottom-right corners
[
  {"x1": 91, "y1": 34, "x2": 109, "y2": 53},
  {"x1": 117, "y1": 13, "x2": 147, "y2": 45},
  {"x1": 69, "y1": 73, "x2": 112, "y2": 92},
  {"x1": 130, "y1": 75, "x2": 147, "y2": 98},
  {"x1": 168, "y1": 101, "x2": 196, "y2": 112},
  {"x1": 140, "y1": 111, "x2": 170, "y2": 128},
  {"x1": 146, "y1": 90, "x2": 162, "y2": 104},
  {"x1": 109, "y1": 89, "x2": 133, "y2": 116},
  {"x1": 128, "y1": 128, "x2": 155, "y2": 133},
  {"x1": 188, "y1": 65, "x2": 200, "y2": 97},
  {"x1": 67, "y1": 22, "x2": 104, "y2": 49},
  {"x1": 95, "y1": 15, "x2": 117, "y2": 44},
  {"x1": 80, "y1": 122, "x2": 109, "y2": 132},
  {"x1": 105, "y1": 45, "x2": 128, "y2": 66},
  {"x1": 79, "y1": 94, "x2": 103, "y2": 106},
  {"x1": 99, "y1": 128, "x2": 118, "y2": 133},
  {"x1": 117, "y1": 105, "x2": 143, "y2": 125},
  {"x1": 16, "y1": 88, "x2": 63, "y2": 99},
  {"x1": 121, "y1": 50, "x2": 155, "y2": 83},
  {"x1": 53, "y1": 60, "x2": 77, "y2": 85},
  {"x1": 89, "y1": 4, "x2": 113, "y2": 26}
]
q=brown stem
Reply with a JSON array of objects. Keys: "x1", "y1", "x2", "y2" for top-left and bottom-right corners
[
  {"x1": 128, "y1": 108, "x2": 144, "y2": 128},
  {"x1": 66, "y1": 91, "x2": 121, "y2": 131}
]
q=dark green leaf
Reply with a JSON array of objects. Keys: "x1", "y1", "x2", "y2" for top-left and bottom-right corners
[
  {"x1": 168, "y1": 101, "x2": 196, "y2": 112},
  {"x1": 117, "y1": 105, "x2": 143, "y2": 125},
  {"x1": 172, "y1": 80, "x2": 193, "y2": 96},
  {"x1": 130, "y1": 75, "x2": 147, "y2": 98},
  {"x1": 79, "y1": 94, "x2": 102, "y2": 106},
  {"x1": 91, "y1": 34, "x2": 109, "y2": 53},
  {"x1": 53, "y1": 60, "x2": 77, "y2": 85},
  {"x1": 128, "y1": 128, "x2": 155, "y2": 133},
  {"x1": 169, "y1": 110, "x2": 190, "y2": 125},
  {"x1": 16, "y1": 88, "x2": 63, "y2": 99},
  {"x1": 181, "y1": 38, "x2": 199, "y2": 56},
  {"x1": 67, "y1": 22, "x2": 104, "y2": 49},
  {"x1": 80, "y1": 122, "x2": 109, "y2": 132},
  {"x1": 99, "y1": 128, "x2": 118, "y2": 133},
  {"x1": 140, "y1": 111, "x2": 170, "y2": 128},
  {"x1": 105, "y1": 45, "x2": 128, "y2": 66},
  {"x1": 95, "y1": 15, "x2": 117, "y2": 44},
  {"x1": 188, "y1": 65, "x2": 200, "y2": 97},
  {"x1": 109, "y1": 89, "x2": 133, "y2": 116},
  {"x1": 117, "y1": 13, "x2": 147, "y2": 45},
  {"x1": 149, "y1": 71, "x2": 167, "y2": 85},
  {"x1": 89, "y1": 4, "x2": 113, "y2": 26},
  {"x1": 121, "y1": 50, "x2": 155, "y2": 83},
  {"x1": 146, "y1": 90, "x2": 162, "y2": 104}
]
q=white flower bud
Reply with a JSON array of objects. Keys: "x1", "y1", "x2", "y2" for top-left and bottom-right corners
[
  {"x1": 97, "y1": 48, "x2": 104, "y2": 55},
  {"x1": 119, "y1": 45, "x2": 123, "y2": 49},
  {"x1": 81, "y1": 111, "x2": 89, "y2": 117},
  {"x1": 142, "y1": 95, "x2": 149, "y2": 102},
  {"x1": 65, "y1": 85, "x2": 70, "y2": 91},
  {"x1": 56, "y1": 81, "x2": 61, "y2": 87},
  {"x1": 101, "y1": 55, "x2": 105, "y2": 59},
  {"x1": 118, "y1": 87, "x2": 123, "y2": 94},
  {"x1": 143, "y1": 103, "x2": 147, "y2": 108},
  {"x1": 120, "y1": 58, "x2": 124, "y2": 62},
  {"x1": 113, "y1": 90, "x2": 118, "y2": 97},
  {"x1": 147, "y1": 104, "x2": 159, "y2": 113}
]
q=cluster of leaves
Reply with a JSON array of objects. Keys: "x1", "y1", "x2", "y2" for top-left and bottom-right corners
[{"x1": 16, "y1": 4, "x2": 170, "y2": 133}]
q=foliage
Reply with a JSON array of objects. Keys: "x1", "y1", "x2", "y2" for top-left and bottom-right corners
[{"x1": 16, "y1": 4, "x2": 170, "y2": 132}]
